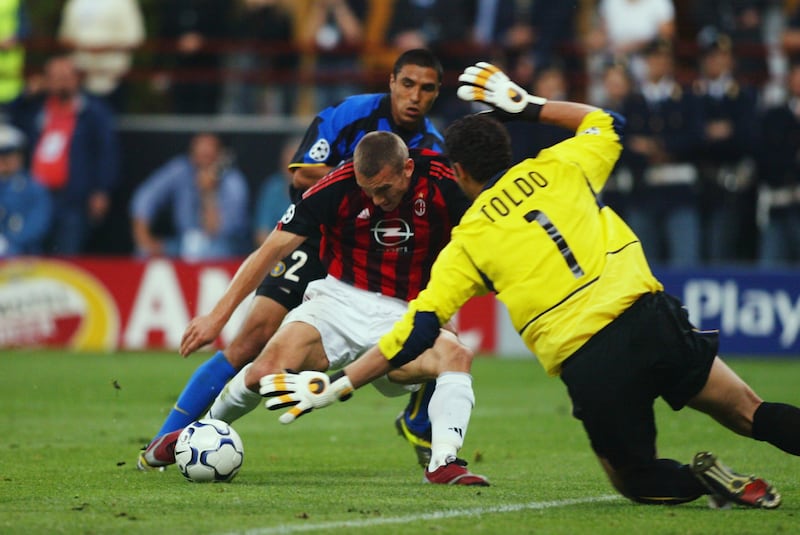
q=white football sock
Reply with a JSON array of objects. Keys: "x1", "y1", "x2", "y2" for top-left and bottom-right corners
[
  {"x1": 427, "y1": 372, "x2": 475, "y2": 472},
  {"x1": 205, "y1": 363, "x2": 261, "y2": 423}
]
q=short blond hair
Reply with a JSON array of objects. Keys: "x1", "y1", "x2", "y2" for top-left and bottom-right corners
[{"x1": 353, "y1": 131, "x2": 408, "y2": 179}]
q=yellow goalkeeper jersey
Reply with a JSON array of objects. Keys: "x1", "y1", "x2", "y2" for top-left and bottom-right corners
[{"x1": 379, "y1": 109, "x2": 663, "y2": 376}]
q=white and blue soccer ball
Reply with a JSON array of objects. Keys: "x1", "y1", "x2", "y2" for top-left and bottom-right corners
[{"x1": 174, "y1": 419, "x2": 244, "y2": 483}]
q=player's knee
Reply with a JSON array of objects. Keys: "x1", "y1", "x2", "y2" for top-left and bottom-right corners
[
  {"x1": 223, "y1": 340, "x2": 261, "y2": 368},
  {"x1": 243, "y1": 348, "x2": 284, "y2": 391},
  {"x1": 227, "y1": 303, "x2": 286, "y2": 366},
  {"x1": 227, "y1": 327, "x2": 272, "y2": 366},
  {"x1": 598, "y1": 456, "x2": 634, "y2": 500},
  {"x1": 243, "y1": 363, "x2": 262, "y2": 391},
  {"x1": 434, "y1": 335, "x2": 474, "y2": 374},
  {"x1": 614, "y1": 460, "x2": 703, "y2": 506}
]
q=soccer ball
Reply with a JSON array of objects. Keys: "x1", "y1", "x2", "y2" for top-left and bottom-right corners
[{"x1": 174, "y1": 419, "x2": 244, "y2": 483}]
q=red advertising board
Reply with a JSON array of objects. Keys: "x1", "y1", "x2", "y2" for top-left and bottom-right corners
[{"x1": 0, "y1": 257, "x2": 499, "y2": 353}]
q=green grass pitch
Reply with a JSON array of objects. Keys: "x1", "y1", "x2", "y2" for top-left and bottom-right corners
[{"x1": 1, "y1": 350, "x2": 798, "y2": 534}]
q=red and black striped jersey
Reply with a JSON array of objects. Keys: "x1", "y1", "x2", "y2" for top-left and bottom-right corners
[{"x1": 277, "y1": 149, "x2": 470, "y2": 301}]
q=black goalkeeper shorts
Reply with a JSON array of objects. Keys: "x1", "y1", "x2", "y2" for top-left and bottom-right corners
[
  {"x1": 558, "y1": 291, "x2": 718, "y2": 470},
  {"x1": 255, "y1": 240, "x2": 327, "y2": 310}
]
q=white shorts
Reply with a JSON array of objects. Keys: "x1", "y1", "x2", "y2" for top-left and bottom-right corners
[{"x1": 283, "y1": 275, "x2": 418, "y2": 396}]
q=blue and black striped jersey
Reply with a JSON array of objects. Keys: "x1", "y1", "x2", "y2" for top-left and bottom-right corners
[{"x1": 289, "y1": 93, "x2": 444, "y2": 184}]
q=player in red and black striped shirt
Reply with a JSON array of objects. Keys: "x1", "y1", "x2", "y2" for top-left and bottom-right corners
[
  {"x1": 280, "y1": 149, "x2": 468, "y2": 302},
  {"x1": 176, "y1": 131, "x2": 489, "y2": 485}
]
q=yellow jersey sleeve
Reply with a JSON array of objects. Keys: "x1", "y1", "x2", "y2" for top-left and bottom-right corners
[{"x1": 537, "y1": 109, "x2": 624, "y2": 194}]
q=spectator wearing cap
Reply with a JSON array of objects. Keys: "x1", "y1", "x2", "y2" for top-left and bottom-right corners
[
  {"x1": 0, "y1": 124, "x2": 51, "y2": 257},
  {"x1": 693, "y1": 30, "x2": 758, "y2": 264},
  {"x1": 621, "y1": 38, "x2": 704, "y2": 267}
]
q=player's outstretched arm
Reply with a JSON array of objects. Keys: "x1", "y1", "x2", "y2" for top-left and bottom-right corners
[
  {"x1": 179, "y1": 229, "x2": 306, "y2": 357},
  {"x1": 291, "y1": 165, "x2": 333, "y2": 192},
  {"x1": 457, "y1": 61, "x2": 598, "y2": 131}
]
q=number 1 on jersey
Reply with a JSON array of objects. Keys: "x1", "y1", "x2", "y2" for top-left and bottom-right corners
[{"x1": 524, "y1": 210, "x2": 585, "y2": 278}]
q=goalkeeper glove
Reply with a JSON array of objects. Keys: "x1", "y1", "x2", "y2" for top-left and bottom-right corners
[
  {"x1": 457, "y1": 61, "x2": 547, "y2": 122},
  {"x1": 259, "y1": 370, "x2": 354, "y2": 424}
]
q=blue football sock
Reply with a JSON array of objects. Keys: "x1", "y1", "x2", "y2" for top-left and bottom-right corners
[
  {"x1": 403, "y1": 380, "x2": 435, "y2": 436},
  {"x1": 154, "y1": 351, "x2": 237, "y2": 438}
]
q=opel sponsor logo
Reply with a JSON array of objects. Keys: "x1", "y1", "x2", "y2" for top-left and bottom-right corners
[{"x1": 371, "y1": 218, "x2": 414, "y2": 246}]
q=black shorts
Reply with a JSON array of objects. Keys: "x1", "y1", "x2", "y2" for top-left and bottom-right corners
[
  {"x1": 255, "y1": 240, "x2": 327, "y2": 310},
  {"x1": 558, "y1": 291, "x2": 718, "y2": 470}
]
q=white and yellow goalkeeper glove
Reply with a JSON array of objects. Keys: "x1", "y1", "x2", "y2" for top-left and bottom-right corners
[
  {"x1": 259, "y1": 370, "x2": 354, "y2": 424},
  {"x1": 457, "y1": 61, "x2": 547, "y2": 121}
]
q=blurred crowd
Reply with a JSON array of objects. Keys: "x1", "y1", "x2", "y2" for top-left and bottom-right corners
[{"x1": 1, "y1": 0, "x2": 800, "y2": 266}]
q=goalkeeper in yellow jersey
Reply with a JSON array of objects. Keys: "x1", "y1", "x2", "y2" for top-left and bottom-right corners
[{"x1": 259, "y1": 63, "x2": 800, "y2": 508}]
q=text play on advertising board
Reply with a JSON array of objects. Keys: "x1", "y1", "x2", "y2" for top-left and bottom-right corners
[{"x1": 0, "y1": 258, "x2": 797, "y2": 356}]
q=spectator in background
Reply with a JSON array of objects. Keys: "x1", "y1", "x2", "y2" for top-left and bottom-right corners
[
  {"x1": 130, "y1": 132, "x2": 250, "y2": 261},
  {"x1": 470, "y1": 0, "x2": 522, "y2": 77},
  {"x1": 471, "y1": 0, "x2": 518, "y2": 55},
  {"x1": 297, "y1": 0, "x2": 367, "y2": 110},
  {"x1": 0, "y1": 0, "x2": 29, "y2": 113},
  {"x1": 593, "y1": 61, "x2": 636, "y2": 219},
  {"x1": 253, "y1": 136, "x2": 296, "y2": 245},
  {"x1": 8, "y1": 55, "x2": 119, "y2": 256},
  {"x1": 622, "y1": 39, "x2": 703, "y2": 267},
  {"x1": 596, "y1": 61, "x2": 634, "y2": 111},
  {"x1": 584, "y1": 0, "x2": 675, "y2": 102},
  {"x1": 220, "y1": 0, "x2": 298, "y2": 116},
  {"x1": 778, "y1": 1, "x2": 800, "y2": 104},
  {"x1": 754, "y1": 60, "x2": 800, "y2": 266},
  {"x1": 471, "y1": 1, "x2": 579, "y2": 94},
  {"x1": 387, "y1": 0, "x2": 470, "y2": 53},
  {"x1": 693, "y1": 30, "x2": 759, "y2": 264},
  {"x1": 781, "y1": 2, "x2": 800, "y2": 63},
  {"x1": 506, "y1": 64, "x2": 572, "y2": 162},
  {"x1": 688, "y1": 1, "x2": 768, "y2": 85},
  {"x1": 57, "y1": 0, "x2": 146, "y2": 112},
  {"x1": 522, "y1": 1, "x2": 579, "y2": 82},
  {"x1": 155, "y1": 0, "x2": 231, "y2": 115},
  {"x1": 0, "y1": 124, "x2": 50, "y2": 257}
]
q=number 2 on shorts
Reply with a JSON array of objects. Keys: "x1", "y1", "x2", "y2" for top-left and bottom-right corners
[{"x1": 283, "y1": 250, "x2": 308, "y2": 282}]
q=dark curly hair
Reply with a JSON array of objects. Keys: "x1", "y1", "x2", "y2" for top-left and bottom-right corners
[{"x1": 444, "y1": 114, "x2": 512, "y2": 184}]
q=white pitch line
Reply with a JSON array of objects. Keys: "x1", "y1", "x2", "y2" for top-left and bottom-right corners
[{"x1": 222, "y1": 494, "x2": 620, "y2": 535}]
